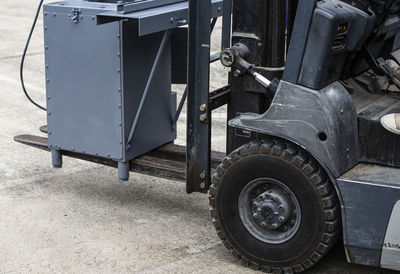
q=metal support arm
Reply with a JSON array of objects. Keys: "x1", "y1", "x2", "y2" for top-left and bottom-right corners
[{"x1": 186, "y1": 0, "x2": 212, "y2": 193}]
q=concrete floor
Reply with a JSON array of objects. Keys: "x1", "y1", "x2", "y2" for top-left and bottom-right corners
[{"x1": 0, "y1": 0, "x2": 397, "y2": 273}]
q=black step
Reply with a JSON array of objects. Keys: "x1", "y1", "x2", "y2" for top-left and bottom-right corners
[{"x1": 351, "y1": 79, "x2": 400, "y2": 168}]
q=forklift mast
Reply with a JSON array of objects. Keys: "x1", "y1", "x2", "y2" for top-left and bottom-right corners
[
  {"x1": 186, "y1": 0, "x2": 295, "y2": 192},
  {"x1": 226, "y1": 0, "x2": 290, "y2": 153}
]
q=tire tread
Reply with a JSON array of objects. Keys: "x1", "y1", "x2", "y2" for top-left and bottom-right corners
[{"x1": 209, "y1": 138, "x2": 340, "y2": 273}]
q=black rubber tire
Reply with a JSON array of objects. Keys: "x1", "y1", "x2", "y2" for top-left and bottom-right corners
[{"x1": 209, "y1": 138, "x2": 340, "y2": 273}]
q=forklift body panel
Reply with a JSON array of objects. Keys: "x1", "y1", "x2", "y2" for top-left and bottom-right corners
[
  {"x1": 338, "y1": 164, "x2": 400, "y2": 269},
  {"x1": 229, "y1": 80, "x2": 359, "y2": 178}
]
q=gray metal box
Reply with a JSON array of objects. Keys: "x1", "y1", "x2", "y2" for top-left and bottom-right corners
[{"x1": 43, "y1": 2, "x2": 176, "y2": 165}]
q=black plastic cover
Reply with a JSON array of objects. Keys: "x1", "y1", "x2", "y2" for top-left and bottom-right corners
[{"x1": 298, "y1": 0, "x2": 375, "y2": 90}]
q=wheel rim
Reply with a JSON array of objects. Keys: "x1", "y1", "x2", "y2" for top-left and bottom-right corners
[{"x1": 238, "y1": 177, "x2": 301, "y2": 244}]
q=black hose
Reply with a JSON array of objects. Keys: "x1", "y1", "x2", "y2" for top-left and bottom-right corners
[{"x1": 20, "y1": 0, "x2": 46, "y2": 111}]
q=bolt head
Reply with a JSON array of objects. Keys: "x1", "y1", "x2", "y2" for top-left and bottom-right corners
[
  {"x1": 200, "y1": 182, "x2": 206, "y2": 189},
  {"x1": 199, "y1": 114, "x2": 207, "y2": 122},
  {"x1": 220, "y1": 50, "x2": 235, "y2": 67},
  {"x1": 233, "y1": 70, "x2": 241, "y2": 77},
  {"x1": 199, "y1": 104, "x2": 207, "y2": 112}
]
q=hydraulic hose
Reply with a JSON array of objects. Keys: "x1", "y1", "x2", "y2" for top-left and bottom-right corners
[{"x1": 20, "y1": 0, "x2": 46, "y2": 111}]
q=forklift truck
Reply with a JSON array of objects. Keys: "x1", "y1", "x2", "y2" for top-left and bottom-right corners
[{"x1": 15, "y1": 0, "x2": 400, "y2": 272}]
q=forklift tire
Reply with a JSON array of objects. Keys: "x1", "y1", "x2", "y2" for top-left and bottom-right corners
[{"x1": 209, "y1": 138, "x2": 340, "y2": 273}]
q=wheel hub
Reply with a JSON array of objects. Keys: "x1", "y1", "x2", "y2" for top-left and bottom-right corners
[
  {"x1": 252, "y1": 188, "x2": 292, "y2": 230},
  {"x1": 238, "y1": 178, "x2": 301, "y2": 244}
]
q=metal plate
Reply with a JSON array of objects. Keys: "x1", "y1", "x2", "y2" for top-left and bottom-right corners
[
  {"x1": 97, "y1": 0, "x2": 223, "y2": 36},
  {"x1": 337, "y1": 164, "x2": 400, "y2": 267},
  {"x1": 116, "y1": 0, "x2": 186, "y2": 14},
  {"x1": 44, "y1": 8, "x2": 123, "y2": 160}
]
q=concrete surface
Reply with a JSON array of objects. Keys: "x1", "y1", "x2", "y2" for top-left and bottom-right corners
[{"x1": 0, "y1": 0, "x2": 397, "y2": 273}]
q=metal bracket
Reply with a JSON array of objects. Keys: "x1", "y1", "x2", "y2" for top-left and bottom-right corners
[
  {"x1": 68, "y1": 9, "x2": 81, "y2": 23},
  {"x1": 209, "y1": 85, "x2": 231, "y2": 111},
  {"x1": 126, "y1": 30, "x2": 171, "y2": 150},
  {"x1": 116, "y1": 0, "x2": 185, "y2": 14}
]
